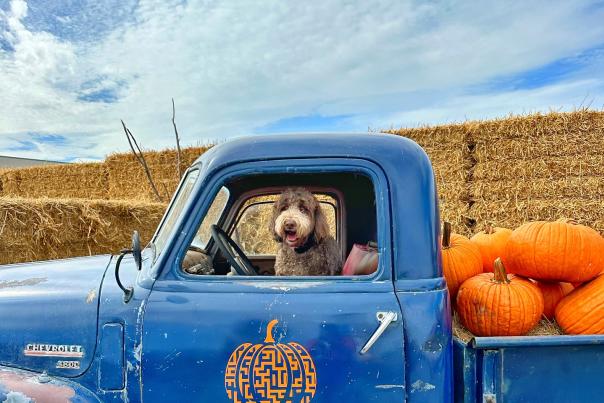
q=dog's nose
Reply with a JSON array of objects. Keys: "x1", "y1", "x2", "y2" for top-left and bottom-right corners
[{"x1": 284, "y1": 220, "x2": 297, "y2": 231}]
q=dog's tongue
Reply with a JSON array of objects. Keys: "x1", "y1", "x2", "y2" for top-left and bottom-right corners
[{"x1": 286, "y1": 233, "x2": 297, "y2": 242}]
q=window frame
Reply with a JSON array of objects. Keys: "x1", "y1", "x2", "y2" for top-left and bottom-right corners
[{"x1": 225, "y1": 186, "x2": 346, "y2": 260}]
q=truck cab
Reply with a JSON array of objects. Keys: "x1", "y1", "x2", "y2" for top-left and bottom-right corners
[{"x1": 0, "y1": 133, "x2": 450, "y2": 402}]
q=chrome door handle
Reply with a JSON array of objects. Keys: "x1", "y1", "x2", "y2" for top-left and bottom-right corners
[{"x1": 360, "y1": 311, "x2": 398, "y2": 355}]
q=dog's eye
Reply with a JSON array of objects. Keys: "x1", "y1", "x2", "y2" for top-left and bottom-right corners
[
  {"x1": 299, "y1": 206, "x2": 309, "y2": 214},
  {"x1": 280, "y1": 206, "x2": 288, "y2": 212}
]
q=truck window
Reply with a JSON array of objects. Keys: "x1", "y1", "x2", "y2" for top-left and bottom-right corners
[
  {"x1": 153, "y1": 169, "x2": 199, "y2": 255},
  {"x1": 232, "y1": 194, "x2": 337, "y2": 256},
  {"x1": 191, "y1": 187, "x2": 230, "y2": 249}
]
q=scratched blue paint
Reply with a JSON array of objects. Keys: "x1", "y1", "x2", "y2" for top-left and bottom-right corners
[
  {"x1": 454, "y1": 335, "x2": 604, "y2": 402},
  {"x1": 99, "y1": 323, "x2": 125, "y2": 391},
  {"x1": 0, "y1": 255, "x2": 110, "y2": 377}
]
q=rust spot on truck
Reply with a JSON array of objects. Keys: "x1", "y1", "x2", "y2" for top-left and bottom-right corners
[
  {"x1": 0, "y1": 369, "x2": 75, "y2": 403},
  {"x1": 0, "y1": 278, "x2": 47, "y2": 290}
]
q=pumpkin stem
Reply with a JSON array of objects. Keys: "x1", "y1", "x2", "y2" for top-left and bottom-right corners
[
  {"x1": 442, "y1": 222, "x2": 452, "y2": 249},
  {"x1": 264, "y1": 319, "x2": 278, "y2": 343},
  {"x1": 493, "y1": 258, "x2": 511, "y2": 284}
]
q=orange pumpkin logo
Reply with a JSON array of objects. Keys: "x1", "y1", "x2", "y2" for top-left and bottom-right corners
[{"x1": 224, "y1": 319, "x2": 317, "y2": 403}]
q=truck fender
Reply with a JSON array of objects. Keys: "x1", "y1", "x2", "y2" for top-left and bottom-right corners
[{"x1": 0, "y1": 366, "x2": 100, "y2": 402}]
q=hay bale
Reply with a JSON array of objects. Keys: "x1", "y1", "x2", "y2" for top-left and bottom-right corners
[
  {"x1": 469, "y1": 198, "x2": 604, "y2": 234},
  {"x1": 0, "y1": 163, "x2": 108, "y2": 199},
  {"x1": 472, "y1": 177, "x2": 604, "y2": 202},
  {"x1": 473, "y1": 110, "x2": 604, "y2": 162},
  {"x1": 471, "y1": 110, "x2": 604, "y2": 142},
  {"x1": 106, "y1": 146, "x2": 210, "y2": 201},
  {"x1": 475, "y1": 137, "x2": 604, "y2": 161},
  {"x1": 0, "y1": 197, "x2": 167, "y2": 265},
  {"x1": 472, "y1": 156, "x2": 604, "y2": 181},
  {"x1": 385, "y1": 123, "x2": 471, "y2": 147},
  {"x1": 439, "y1": 200, "x2": 472, "y2": 236}
]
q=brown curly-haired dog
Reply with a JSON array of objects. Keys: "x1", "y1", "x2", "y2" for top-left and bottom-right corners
[{"x1": 270, "y1": 188, "x2": 342, "y2": 276}]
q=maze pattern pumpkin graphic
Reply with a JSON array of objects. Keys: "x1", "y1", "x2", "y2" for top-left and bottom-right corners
[{"x1": 225, "y1": 319, "x2": 317, "y2": 403}]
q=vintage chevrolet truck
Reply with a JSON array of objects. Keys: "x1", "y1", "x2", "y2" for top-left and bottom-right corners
[{"x1": 0, "y1": 133, "x2": 603, "y2": 403}]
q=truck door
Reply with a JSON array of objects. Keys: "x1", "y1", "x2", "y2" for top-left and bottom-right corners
[{"x1": 141, "y1": 161, "x2": 406, "y2": 402}]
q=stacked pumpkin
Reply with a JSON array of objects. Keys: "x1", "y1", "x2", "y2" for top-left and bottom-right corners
[{"x1": 442, "y1": 219, "x2": 604, "y2": 337}]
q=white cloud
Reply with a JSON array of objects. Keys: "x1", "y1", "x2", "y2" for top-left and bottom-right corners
[{"x1": 0, "y1": 0, "x2": 603, "y2": 160}]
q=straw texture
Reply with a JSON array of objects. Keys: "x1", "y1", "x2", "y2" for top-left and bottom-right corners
[
  {"x1": 389, "y1": 110, "x2": 604, "y2": 235},
  {"x1": 0, "y1": 197, "x2": 166, "y2": 264},
  {"x1": 105, "y1": 146, "x2": 209, "y2": 201},
  {"x1": 0, "y1": 163, "x2": 108, "y2": 199}
]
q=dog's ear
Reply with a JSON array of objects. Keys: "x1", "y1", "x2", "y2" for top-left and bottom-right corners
[
  {"x1": 314, "y1": 203, "x2": 330, "y2": 243},
  {"x1": 269, "y1": 198, "x2": 283, "y2": 243}
]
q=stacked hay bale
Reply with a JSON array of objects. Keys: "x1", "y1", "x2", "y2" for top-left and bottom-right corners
[
  {"x1": 385, "y1": 125, "x2": 474, "y2": 235},
  {"x1": 0, "y1": 198, "x2": 166, "y2": 265},
  {"x1": 0, "y1": 162, "x2": 108, "y2": 199},
  {"x1": 470, "y1": 110, "x2": 604, "y2": 232},
  {"x1": 105, "y1": 146, "x2": 209, "y2": 201},
  {"x1": 0, "y1": 146, "x2": 209, "y2": 264}
]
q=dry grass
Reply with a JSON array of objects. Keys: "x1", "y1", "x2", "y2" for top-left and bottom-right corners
[
  {"x1": 453, "y1": 312, "x2": 564, "y2": 343},
  {"x1": 0, "y1": 197, "x2": 166, "y2": 265}
]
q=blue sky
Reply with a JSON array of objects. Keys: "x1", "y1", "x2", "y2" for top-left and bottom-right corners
[{"x1": 1, "y1": 0, "x2": 604, "y2": 161}]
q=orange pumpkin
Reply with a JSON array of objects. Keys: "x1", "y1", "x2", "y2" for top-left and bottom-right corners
[
  {"x1": 225, "y1": 319, "x2": 317, "y2": 403},
  {"x1": 457, "y1": 258, "x2": 544, "y2": 336},
  {"x1": 504, "y1": 219, "x2": 604, "y2": 283},
  {"x1": 470, "y1": 224, "x2": 512, "y2": 273},
  {"x1": 441, "y1": 222, "x2": 483, "y2": 299},
  {"x1": 556, "y1": 274, "x2": 604, "y2": 335},
  {"x1": 533, "y1": 280, "x2": 573, "y2": 319}
]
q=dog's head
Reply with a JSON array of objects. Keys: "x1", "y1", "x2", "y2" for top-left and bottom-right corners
[{"x1": 270, "y1": 188, "x2": 330, "y2": 248}]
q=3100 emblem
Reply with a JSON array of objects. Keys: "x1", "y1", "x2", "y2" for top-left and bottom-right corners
[
  {"x1": 224, "y1": 319, "x2": 317, "y2": 403},
  {"x1": 56, "y1": 360, "x2": 80, "y2": 369}
]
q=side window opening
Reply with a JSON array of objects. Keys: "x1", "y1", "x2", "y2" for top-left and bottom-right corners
[{"x1": 181, "y1": 172, "x2": 378, "y2": 278}]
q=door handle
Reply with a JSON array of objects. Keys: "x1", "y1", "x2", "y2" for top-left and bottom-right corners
[{"x1": 360, "y1": 311, "x2": 398, "y2": 355}]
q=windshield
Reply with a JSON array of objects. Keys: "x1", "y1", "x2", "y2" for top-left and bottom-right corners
[{"x1": 153, "y1": 169, "x2": 199, "y2": 256}]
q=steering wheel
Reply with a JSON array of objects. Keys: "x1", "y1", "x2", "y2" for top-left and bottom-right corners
[{"x1": 210, "y1": 224, "x2": 258, "y2": 276}]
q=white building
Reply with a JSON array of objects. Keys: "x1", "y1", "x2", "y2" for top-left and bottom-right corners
[{"x1": 0, "y1": 155, "x2": 64, "y2": 169}]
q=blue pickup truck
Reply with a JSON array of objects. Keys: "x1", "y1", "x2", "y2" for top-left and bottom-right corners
[{"x1": 0, "y1": 133, "x2": 603, "y2": 403}]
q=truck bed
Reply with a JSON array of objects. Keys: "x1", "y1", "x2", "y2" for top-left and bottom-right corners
[{"x1": 454, "y1": 334, "x2": 604, "y2": 402}]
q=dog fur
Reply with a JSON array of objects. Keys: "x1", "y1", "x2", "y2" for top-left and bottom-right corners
[{"x1": 270, "y1": 188, "x2": 342, "y2": 276}]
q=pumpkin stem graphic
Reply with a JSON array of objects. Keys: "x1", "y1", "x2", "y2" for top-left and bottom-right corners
[{"x1": 265, "y1": 319, "x2": 278, "y2": 343}]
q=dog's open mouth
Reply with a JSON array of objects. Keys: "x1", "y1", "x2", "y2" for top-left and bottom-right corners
[{"x1": 284, "y1": 230, "x2": 299, "y2": 246}]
